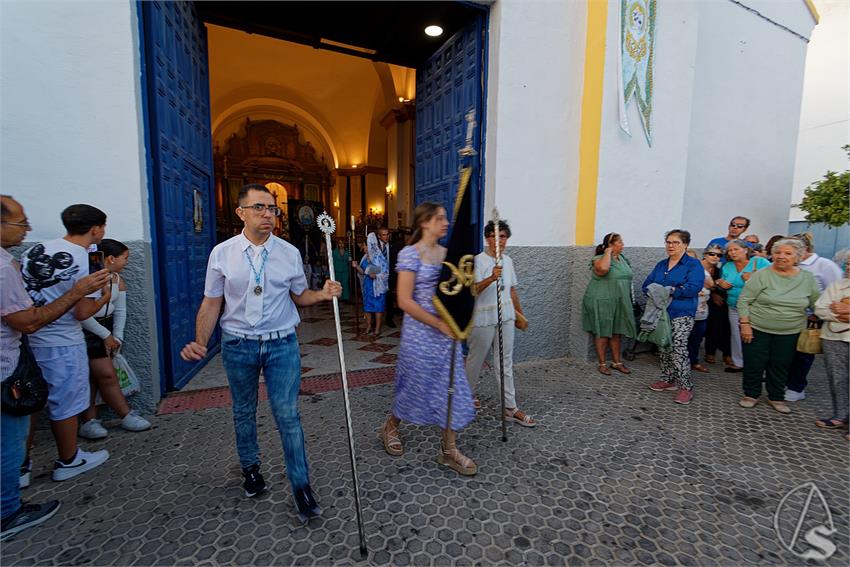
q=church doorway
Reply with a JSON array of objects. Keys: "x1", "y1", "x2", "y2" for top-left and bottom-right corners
[{"x1": 139, "y1": 1, "x2": 487, "y2": 392}]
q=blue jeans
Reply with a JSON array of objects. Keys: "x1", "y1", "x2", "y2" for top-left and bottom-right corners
[
  {"x1": 687, "y1": 319, "x2": 709, "y2": 365},
  {"x1": 786, "y1": 351, "x2": 815, "y2": 393},
  {"x1": 221, "y1": 332, "x2": 310, "y2": 494},
  {"x1": 1, "y1": 411, "x2": 28, "y2": 519}
]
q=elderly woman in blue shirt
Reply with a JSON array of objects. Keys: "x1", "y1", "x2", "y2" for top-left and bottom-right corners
[{"x1": 644, "y1": 229, "x2": 706, "y2": 405}]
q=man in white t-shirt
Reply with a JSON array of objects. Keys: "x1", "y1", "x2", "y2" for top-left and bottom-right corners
[
  {"x1": 465, "y1": 220, "x2": 535, "y2": 427},
  {"x1": 20, "y1": 204, "x2": 112, "y2": 482},
  {"x1": 180, "y1": 184, "x2": 340, "y2": 523}
]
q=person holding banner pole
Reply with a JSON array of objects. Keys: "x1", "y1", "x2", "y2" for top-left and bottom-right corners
[
  {"x1": 466, "y1": 219, "x2": 535, "y2": 428},
  {"x1": 379, "y1": 202, "x2": 476, "y2": 475}
]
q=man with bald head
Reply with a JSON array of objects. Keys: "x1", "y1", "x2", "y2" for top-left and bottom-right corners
[{"x1": 1, "y1": 196, "x2": 110, "y2": 539}]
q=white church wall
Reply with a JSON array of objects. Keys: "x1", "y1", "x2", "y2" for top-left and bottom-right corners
[
  {"x1": 0, "y1": 0, "x2": 148, "y2": 242},
  {"x1": 594, "y1": 0, "x2": 699, "y2": 248},
  {"x1": 681, "y1": 0, "x2": 813, "y2": 246},
  {"x1": 484, "y1": 0, "x2": 587, "y2": 247}
]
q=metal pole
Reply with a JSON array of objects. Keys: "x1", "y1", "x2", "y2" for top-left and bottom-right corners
[
  {"x1": 317, "y1": 214, "x2": 368, "y2": 558},
  {"x1": 492, "y1": 209, "x2": 507, "y2": 443},
  {"x1": 444, "y1": 340, "x2": 459, "y2": 433}
]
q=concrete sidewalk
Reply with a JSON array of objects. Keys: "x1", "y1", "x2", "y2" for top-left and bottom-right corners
[{"x1": 2, "y1": 355, "x2": 847, "y2": 566}]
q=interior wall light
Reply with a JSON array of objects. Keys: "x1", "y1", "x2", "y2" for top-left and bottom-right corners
[
  {"x1": 424, "y1": 25, "x2": 444, "y2": 37},
  {"x1": 385, "y1": 185, "x2": 395, "y2": 200}
]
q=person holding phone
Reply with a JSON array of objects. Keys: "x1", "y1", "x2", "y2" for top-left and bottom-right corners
[
  {"x1": 19, "y1": 204, "x2": 113, "y2": 482},
  {"x1": 78, "y1": 239, "x2": 151, "y2": 439}
]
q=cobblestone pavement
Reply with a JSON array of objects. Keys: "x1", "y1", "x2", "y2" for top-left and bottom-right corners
[{"x1": 3, "y1": 355, "x2": 848, "y2": 566}]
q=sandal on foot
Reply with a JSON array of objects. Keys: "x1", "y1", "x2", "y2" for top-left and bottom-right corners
[
  {"x1": 691, "y1": 364, "x2": 709, "y2": 373},
  {"x1": 437, "y1": 443, "x2": 477, "y2": 476},
  {"x1": 379, "y1": 419, "x2": 403, "y2": 456},
  {"x1": 610, "y1": 363, "x2": 632, "y2": 375},
  {"x1": 505, "y1": 408, "x2": 536, "y2": 427},
  {"x1": 597, "y1": 363, "x2": 612, "y2": 376},
  {"x1": 704, "y1": 355, "x2": 716, "y2": 364},
  {"x1": 815, "y1": 417, "x2": 849, "y2": 429}
]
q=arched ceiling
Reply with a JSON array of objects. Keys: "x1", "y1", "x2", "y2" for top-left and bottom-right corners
[{"x1": 208, "y1": 24, "x2": 409, "y2": 169}]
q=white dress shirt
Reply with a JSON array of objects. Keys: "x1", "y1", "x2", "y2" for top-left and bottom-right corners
[{"x1": 204, "y1": 231, "x2": 308, "y2": 335}]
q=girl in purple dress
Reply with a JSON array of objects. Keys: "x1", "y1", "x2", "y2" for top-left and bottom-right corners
[{"x1": 379, "y1": 202, "x2": 477, "y2": 475}]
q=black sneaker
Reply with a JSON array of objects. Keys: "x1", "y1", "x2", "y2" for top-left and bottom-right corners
[
  {"x1": 294, "y1": 485, "x2": 322, "y2": 524},
  {"x1": 242, "y1": 464, "x2": 266, "y2": 498},
  {"x1": 1, "y1": 501, "x2": 61, "y2": 540}
]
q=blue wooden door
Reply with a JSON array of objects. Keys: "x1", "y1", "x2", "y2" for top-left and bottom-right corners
[
  {"x1": 140, "y1": 0, "x2": 218, "y2": 392},
  {"x1": 415, "y1": 16, "x2": 485, "y2": 237}
]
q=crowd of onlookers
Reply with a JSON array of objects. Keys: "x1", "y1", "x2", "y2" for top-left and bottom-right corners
[
  {"x1": 1, "y1": 197, "x2": 151, "y2": 539},
  {"x1": 582, "y1": 216, "x2": 849, "y2": 439}
]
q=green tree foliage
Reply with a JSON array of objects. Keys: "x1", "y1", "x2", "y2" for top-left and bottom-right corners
[{"x1": 795, "y1": 145, "x2": 850, "y2": 227}]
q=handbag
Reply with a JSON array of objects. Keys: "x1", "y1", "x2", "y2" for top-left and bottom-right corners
[
  {"x1": 1, "y1": 336, "x2": 48, "y2": 416},
  {"x1": 796, "y1": 321, "x2": 823, "y2": 355}
]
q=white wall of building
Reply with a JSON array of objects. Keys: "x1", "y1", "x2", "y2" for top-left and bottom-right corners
[
  {"x1": 484, "y1": 0, "x2": 587, "y2": 247},
  {"x1": 593, "y1": 0, "x2": 814, "y2": 248},
  {"x1": 791, "y1": 0, "x2": 849, "y2": 221},
  {"x1": 595, "y1": 0, "x2": 699, "y2": 248},
  {"x1": 0, "y1": 0, "x2": 148, "y2": 242},
  {"x1": 682, "y1": 0, "x2": 813, "y2": 245}
]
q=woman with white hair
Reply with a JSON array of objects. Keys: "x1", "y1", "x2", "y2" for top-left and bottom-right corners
[{"x1": 736, "y1": 239, "x2": 819, "y2": 414}]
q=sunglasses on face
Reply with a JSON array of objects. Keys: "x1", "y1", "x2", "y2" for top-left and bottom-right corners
[
  {"x1": 705, "y1": 252, "x2": 721, "y2": 257},
  {"x1": 729, "y1": 223, "x2": 747, "y2": 229}
]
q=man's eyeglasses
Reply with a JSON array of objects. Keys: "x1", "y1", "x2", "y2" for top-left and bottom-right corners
[
  {"x1": 729, "y1": 223, "x2": 747, "y2": 229},
  {"x1": 1, "y1": 220, "x2": 30, "y2": 228},
  {"x1": 240, "y1": 204, "x2": 282, "y2": 216},
  {"x1": 705, "y1": 252, "x2": 722, "y2": 257}
]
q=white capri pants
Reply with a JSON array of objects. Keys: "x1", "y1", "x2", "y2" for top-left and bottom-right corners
[{"x1": 465, "y1": 322, "x2": 517, "y2": 409}]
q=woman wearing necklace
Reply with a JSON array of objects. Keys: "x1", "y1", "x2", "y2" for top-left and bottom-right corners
[
  {"x1": 644, "y1": 229, "x2": 705, "y2": 405},
  {"x1": 736, "y1": 239, "x2": 819, "y2": 414},
  {"x1": 715, "y1": 240, "x2": 771, "y2": 372},
  {"x1": 379, "y1": 202, "x2": 477, "y2": 475}
]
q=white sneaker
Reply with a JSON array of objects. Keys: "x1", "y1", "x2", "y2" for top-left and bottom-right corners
[
  {"x1": 79, "y1": 419, "x2": 108, "y2": 440},
  {"x1": 120, "y1": 411, "x2": 151, "y2": 432},
  {"x1": 784, "y1": 389, "x2": 806, "y2": 402},
  {"x1": 52, "y1": 449, "x2": 109, "y2": 481},
  {"x1": 19, "y1": 459, "x2": 31, "y2": 489}
]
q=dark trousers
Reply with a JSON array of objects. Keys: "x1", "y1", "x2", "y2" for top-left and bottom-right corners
[
  {"x1": 785, "y1": 351, "x2": 815, "y2": 393},
  {"x1": 704, "y1": 301, "x2": 730, "y2": 358},
  {"x1": 742, "y1": 330, "x2": 799, "y2": 401},
  {"x1": 687, "y1": 318, "x2": 709, "y2": 365}
]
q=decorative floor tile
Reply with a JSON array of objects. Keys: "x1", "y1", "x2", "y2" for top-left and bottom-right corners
[
  {"x1": 370, "y1": 353, "x2": 398, "y2": 365},
  {"x1": 306, "y1": 337, "x2": 338, "y2": 346},
  {"x1": 358, "y1": 343, "x2": 395, "y2": 353}
]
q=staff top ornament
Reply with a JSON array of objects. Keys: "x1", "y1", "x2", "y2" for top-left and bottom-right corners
[{"x1": 317, "y1": 212, "x2": 336, "y2": 235}]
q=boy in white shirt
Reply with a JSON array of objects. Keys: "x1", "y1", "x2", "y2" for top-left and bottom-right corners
[{"x1": 465, "y1": 220, "x2": 535, "y2": 427}]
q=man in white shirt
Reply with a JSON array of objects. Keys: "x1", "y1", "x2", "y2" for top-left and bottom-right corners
[
  {"x1": 19, "y1": 204, "x2": 112, "y2": 482},
  {"x1": 465, "y1": 220, "x2": 535, "y2": 427},
  {"x1": 2, "y1": 196, "x2": 110, "y2": 538},
  {"x1": 181, "y1": 184, "x2": 340, "y2": 523}
]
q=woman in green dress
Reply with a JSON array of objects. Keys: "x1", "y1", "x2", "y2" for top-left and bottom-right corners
[
  {"x1": 582, "y1": 232, "x2": 638, "y2": 375},
  {"x1": 331, "y1": 238, "x2": 351, "y2": 302}
]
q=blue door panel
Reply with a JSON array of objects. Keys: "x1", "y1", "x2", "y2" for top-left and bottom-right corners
[
  {"x1": 415, "y1": 15, "x2": 484, "y2": 236},
  {"x1": 141, "y1": 0, "x2": 218, "y2": 392}
]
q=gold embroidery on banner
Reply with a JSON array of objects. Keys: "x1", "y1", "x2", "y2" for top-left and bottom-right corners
[{"x1": 438, "y1": 255, "x2": 476, "y2": 297}]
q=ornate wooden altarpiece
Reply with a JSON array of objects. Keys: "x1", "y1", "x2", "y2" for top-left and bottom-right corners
[{"x1": 213, "y1": 118, "x2": 333, "y2": 243}]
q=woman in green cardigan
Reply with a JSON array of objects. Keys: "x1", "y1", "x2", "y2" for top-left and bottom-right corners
[{"x1": 737, "y1": 239, "x2": 820, "y2": 414}]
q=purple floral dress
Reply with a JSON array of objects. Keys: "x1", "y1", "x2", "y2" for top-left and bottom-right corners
[{"x1": 392, "y1": 246, "x2": 475, "y2": 431}]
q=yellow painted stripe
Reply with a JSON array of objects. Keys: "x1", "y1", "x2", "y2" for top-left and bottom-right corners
[
  {"x1": 803, "y1": 0, "x2": 820, "y2": 24},
  {"x1": 575, "y1": 0, "x2": 609, "y2": 246}
]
